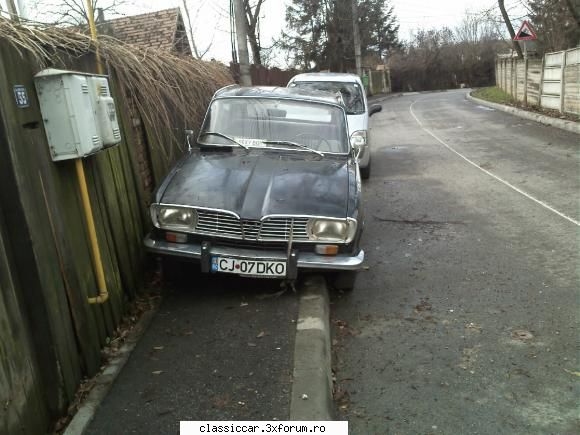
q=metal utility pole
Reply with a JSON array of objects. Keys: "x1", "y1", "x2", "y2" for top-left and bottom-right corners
[
  {"x1": 351, "y1": 0, "x2": 362, "y2": 77},
  {"x1": 233, "y1": 0, "x2": 252, "y2": 86}
]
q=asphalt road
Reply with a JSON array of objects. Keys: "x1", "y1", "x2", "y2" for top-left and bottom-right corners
[
  {"x1": 332, "y1": 90, "x2": 579, "y2": 434},
  {"x1": 86, "y1": 272, "x2": 299, "y2": 434}
]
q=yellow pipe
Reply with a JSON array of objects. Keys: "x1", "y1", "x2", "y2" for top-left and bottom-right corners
[
  {"x1": 82, "y1": 0, "x2": 108, "y2": 303},
  {"x1": 85, "y1": 0, "x2": 104, "y2": 75},
  {"x1": 76, "y1": 159, "x2": 108, "y2": 304}
]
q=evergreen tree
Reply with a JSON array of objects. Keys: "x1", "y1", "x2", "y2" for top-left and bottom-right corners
[{"x1": 282, "y1": 0, "x2": 400, "y2": 71}]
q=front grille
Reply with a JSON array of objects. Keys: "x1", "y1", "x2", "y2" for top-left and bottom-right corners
[
  {"x1": 194, "y1": 210, "x2": 309, "y2": 242},
  {"x1": 260, "y1": 217, "x2": 309, "y2": 241}
]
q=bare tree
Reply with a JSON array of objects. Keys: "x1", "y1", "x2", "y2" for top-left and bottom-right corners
[
  {"x1": 182, "y1": 0, "x2": 214, "y2": 59},
  {"x1": 29, "y1": 0, "x2": 126, "y2": 26},
  {"x1": 564, "y1": 0, "x2": 580, "y2": 27},
  {"x1": 498, "y1": 0, "x2": 523, "y2": 58},
  {"x1": 243, "y1": 0, "x2": 266, "y2": 65}
]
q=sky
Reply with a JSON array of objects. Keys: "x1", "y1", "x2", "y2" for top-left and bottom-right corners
[{"x1": 3, "y1": 0, "x2": 528, "y2": 67}]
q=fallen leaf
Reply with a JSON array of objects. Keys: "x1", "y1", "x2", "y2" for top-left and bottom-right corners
[
  {"x1": 256, "y1": 331, "x2": 266, "y2": 338},
  {"x1": 511, "y1": 330, "x2": 534, "y2": 341}
]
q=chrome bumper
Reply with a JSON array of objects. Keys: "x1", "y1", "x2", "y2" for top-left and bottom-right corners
[{"x1": 144, "y1": 235, "x2": 364, "y2": 271}]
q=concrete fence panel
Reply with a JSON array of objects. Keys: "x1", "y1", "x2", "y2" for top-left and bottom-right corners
[
  {"x1": 563, "y1": 47, "x2": 580, "y2": 115},
  {"x1": 541, "y1": 51, "x2": 565, "y2": 111},
  {"x1": 516, "y1": 60, "x2": 526, "y2": 102},
  {"x1": 496, "y1": 47, "x2": 579, "y2": 114},
  {"x1": 527, "y1": 59, "x2": 543, "y2": 106}
]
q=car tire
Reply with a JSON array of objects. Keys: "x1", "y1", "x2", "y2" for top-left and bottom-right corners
[
  {"x1": 330, "y1": 270, "x2": 358, "y2": 291},
  {"x1": 360, "y1": 160, "x2": 371, "y2": 180}
]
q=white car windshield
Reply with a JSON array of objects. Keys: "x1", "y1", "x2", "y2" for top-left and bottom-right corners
[
  {"x1": 199, "y1": 97, "x2": 349, "y2": 154},
  {"x1": 290, "y1": 81, "x2": 365, "y2": 115}
]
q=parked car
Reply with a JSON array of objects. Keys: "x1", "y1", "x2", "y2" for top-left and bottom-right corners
[
  {"x1": 287, "y1": 72, "x2": 382, "y2": 179},
  {"x1": 144, "y1": 86, "x2": 365, "y2": 290}
]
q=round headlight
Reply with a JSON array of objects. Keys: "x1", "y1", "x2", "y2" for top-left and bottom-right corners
[
  {"x1": 152, "y1": 205, "x2": 197, "y2": 231},
  {"x1": 308, "y1": 219, "x2": 356, "y2": 243}
]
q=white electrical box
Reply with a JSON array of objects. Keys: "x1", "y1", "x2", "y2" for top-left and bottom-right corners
[{"x1": 34, "y1": 69, "x2": 122, "y2": 161}]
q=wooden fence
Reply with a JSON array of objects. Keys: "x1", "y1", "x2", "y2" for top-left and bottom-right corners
[
  {"x1": 230, "y1": 63, "x2": 298, "y2": 86},
  {"x1": 0, "y1": 38, "x2": 229, "y2": 433},
  {"x1": 496, "y1": 47, "x2": 580, "y2": 115}
]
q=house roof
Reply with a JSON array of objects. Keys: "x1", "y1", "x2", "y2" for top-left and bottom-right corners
[{"x1": 101, "y1": 8, "x2": 191, "y2": 55}]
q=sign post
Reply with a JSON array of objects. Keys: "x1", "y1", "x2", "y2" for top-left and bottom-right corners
[
  {"x1": 514, "y1": 20, "x2": 538, "y2": 59},
  {"x1": 513, "y1": 21, "x2": 537, "y2": 106}
]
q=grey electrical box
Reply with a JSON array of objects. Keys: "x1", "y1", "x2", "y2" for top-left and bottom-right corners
[{"x1": 34, "y1": 69, "x2": 122, "y2": 161}]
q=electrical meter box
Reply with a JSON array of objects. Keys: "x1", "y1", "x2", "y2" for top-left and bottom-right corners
[{"x1": 34, "y1": 69, "x2": 122, "y2": 162}]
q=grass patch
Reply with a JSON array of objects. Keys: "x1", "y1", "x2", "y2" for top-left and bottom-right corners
[
  {"x1": 471, "y1": 86, "x2": 579, "y2": 122},
  {"x1": 471, "y1": 86, "x2": 515, "y2": 105}
]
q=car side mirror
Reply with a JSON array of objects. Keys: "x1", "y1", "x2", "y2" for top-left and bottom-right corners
[
  {"x1": 369, "y1": 104, "x2": 382, "y2": 116},
  {"x1": 350, "y1": 137, "x2": 363, "y2": 160},
  {"x1": 185, "y1": 129, "x2": 194, "y2": 150}
]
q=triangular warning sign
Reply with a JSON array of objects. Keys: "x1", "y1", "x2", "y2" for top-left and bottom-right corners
[{"x1": 514, "y1": 20, "x2": 537, "y2": 41}]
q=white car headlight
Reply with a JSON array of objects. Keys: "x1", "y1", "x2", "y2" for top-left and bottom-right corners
[
  {"x1": 350, "y1": 130, "x2": 367, "y2": 148},
  {"x1": 307, "y1": 218, "x2": 357, "y2": 243},
  {"x1": 151, "y1": 205, "x2": 197, "y2": 231}
]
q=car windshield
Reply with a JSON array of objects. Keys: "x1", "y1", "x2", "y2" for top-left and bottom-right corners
[
  {"x1": 290, "y1": 81, "x2": 365, "y2": 115},
  {"x1": 198, "y1": 97, "x2": 349, "y2": 154}
]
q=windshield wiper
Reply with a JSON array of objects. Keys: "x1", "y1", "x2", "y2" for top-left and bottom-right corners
[
  {"x1": 198, "y1": 132, "x2": 249, "y2": 150},
  {"x1": 261, "y1": 140, "x2": 324, "y2": 157}
]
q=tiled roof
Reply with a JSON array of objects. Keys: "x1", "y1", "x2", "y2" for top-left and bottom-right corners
[{"x1": 101, "y1": 8, "x2": 191, "y2": 56}]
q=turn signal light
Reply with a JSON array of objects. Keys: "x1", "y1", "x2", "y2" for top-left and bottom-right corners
[
  {"x1": 165, "y1": 232, "x2": 187, "y2": 243},
  {"x1": 315, "y1": 244, "x2": 339, "y2": 255}
]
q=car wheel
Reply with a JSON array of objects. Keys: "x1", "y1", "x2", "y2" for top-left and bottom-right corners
[
  {"x1": 330, "y1": 270, "x2": 358, "y2": 291},
  {"x1": 360, "y1": 160, "x2": 371, "y2": 179}
]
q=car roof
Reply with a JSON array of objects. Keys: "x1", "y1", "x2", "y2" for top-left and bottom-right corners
[
  {"x1": 290, "y1": 72, "x2": 362, "y2": 84},
  {"x1": 213, "y1": 85, "x2": 344, "y2": 106}
]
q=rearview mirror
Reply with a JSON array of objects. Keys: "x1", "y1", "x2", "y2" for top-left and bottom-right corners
[{"x1": 369, "y1": 104, "x2": 382, "y2": 116}]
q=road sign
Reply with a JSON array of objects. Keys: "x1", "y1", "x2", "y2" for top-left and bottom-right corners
[{"x1": 514, "y1": 20, "x2": 537, "y2": 41}]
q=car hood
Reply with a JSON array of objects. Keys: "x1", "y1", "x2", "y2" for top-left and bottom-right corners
[{"x1": 159, "y1": 150, "x2": 350, "y2": 220}]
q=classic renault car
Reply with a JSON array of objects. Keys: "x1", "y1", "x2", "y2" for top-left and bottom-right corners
[{"x1": 144, "y1": 86, "x2": 367, "y2": 290}]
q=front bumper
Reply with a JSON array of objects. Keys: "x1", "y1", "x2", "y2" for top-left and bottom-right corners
[{"x1": 144, "y1": 234, "x2": 364, "y2": 271}]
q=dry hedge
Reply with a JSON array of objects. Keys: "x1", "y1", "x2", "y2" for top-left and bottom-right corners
[{"x1": 0, "y1": 17, "x2": 234, "y2": 163}]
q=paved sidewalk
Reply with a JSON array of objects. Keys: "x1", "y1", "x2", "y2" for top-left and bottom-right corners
[{"x1": 85, "y1": 273, "x2": 299, "y2": 435}]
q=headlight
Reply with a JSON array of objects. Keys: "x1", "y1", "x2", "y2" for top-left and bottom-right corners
[
  {"x1": 151, "y1": 205, "x2": 197, "y2": 231},
  {"x1": 307, "y1": 218, "x2": 357, "y2": 243},
  {"x1": 350, "y1": 130, "x2": 367, "y2": 148}
]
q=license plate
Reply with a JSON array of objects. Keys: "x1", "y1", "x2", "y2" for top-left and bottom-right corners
[{"x1": 211, "y1": 256, "x2": 286, "y2": 277}]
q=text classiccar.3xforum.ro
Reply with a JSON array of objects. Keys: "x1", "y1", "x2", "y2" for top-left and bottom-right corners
[{"x1": 194, "y1": 423, "x2": 330, "y2": 433}]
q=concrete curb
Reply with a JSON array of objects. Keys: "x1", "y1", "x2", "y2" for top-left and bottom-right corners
[
  {"x1": 63, "y1": 304, "x2": 159, "y2": 435},
  {"x1": 466, "y1": 92, "x2": 580, "y2": 135},
  {"x1": 290, "y1": 275, "x2": 333, "y2": 421}
]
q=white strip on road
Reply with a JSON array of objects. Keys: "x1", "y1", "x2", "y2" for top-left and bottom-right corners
[{"x1": 409, "y1": 100, "x2": 580, "y2": 227}]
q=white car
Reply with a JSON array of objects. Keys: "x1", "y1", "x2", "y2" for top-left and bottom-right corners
[{"x1": 287, "y1": 72, "x2": 382, "y2": 179}]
